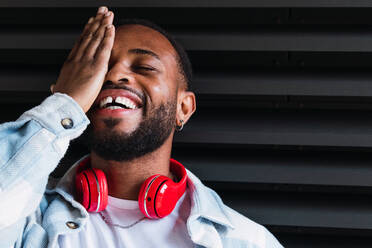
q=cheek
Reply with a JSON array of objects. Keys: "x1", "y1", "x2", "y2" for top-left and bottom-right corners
[
  {"x1": 152, "y1": 84, "x2": 165, "y2": 95},
  {"x1": 146, "y1": 77, "x2": 176, "y2": 104}
]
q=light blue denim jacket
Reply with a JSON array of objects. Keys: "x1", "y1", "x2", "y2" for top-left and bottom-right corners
[{"x1": 0, "y1": 93, "x2": 283, "y2": 248}]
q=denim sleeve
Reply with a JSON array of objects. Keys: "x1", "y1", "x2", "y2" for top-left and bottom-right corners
[
  {"x1": 264, "y1": 228, "x2": 284, "y2": 248},
  {"x1": 0, "y1": 93, "x2": 90, "y2": 231}
]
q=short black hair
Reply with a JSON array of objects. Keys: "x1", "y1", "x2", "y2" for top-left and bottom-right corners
[{"x1": 114, "y1": 18, "x2": 193, "y2": 91}]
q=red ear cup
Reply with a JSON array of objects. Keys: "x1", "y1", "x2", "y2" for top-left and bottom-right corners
[
  {"x1": 154, "y1": 179, "x2": 180, "y2": 218},
  {"x1": 138, "y1": 175, "x2": 178, "y2": 219},
  {"x1": 75, "y1": 167, "x2": 108, "y2": 212},
  {"x1": 75, "y1": 171, "x2": 90, "y2": 210},
  {"x1": 138, "y1": 159, "x2": 188, "y2": 219}
]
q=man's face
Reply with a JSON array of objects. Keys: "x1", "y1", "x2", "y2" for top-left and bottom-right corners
[{"x1": 85, "y1": 24, "x2": 181, "y2": 161}]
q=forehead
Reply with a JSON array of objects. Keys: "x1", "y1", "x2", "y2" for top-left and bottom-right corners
[{"x1": 112, "y1": 24, "x2": 177, "y2": 60}]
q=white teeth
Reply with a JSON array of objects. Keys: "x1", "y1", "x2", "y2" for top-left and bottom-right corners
[
  {"x1": 115, "y1": 96, "x2": 137, "y2": 109},
  {"x1": 99, "y1": 95, "x2": 137, "y2": 109},
  {"x1": 107, "y1": 106, "x2": 122, "y2": 110},
  {"x1": 99, "y1": 96, "x2": 113, "y2": 108}
]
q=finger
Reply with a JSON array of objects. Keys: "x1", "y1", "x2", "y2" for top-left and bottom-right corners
[
  {"x1": 67, "y1": 7, "x2": 107, "y2": 60},
  {"x1": 95, "y1": 24, "x2": 115, "y2": 66},
  {"x1": 67, "y1": 17, "x2": 94, "y2": 60},
  {"x1": 74, "y1": 7, "x2": 108, "y2": 60},
  {"x1": 96, "y1": 6, "x2": 108, "y2": 17},
  {"x1": 84, "y1": 11, "x2": 114, "y2": 59}
]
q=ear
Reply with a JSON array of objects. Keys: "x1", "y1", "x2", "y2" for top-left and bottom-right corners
[{"x1": 176, "y1": 90, "x2": 196, "y2": 127}]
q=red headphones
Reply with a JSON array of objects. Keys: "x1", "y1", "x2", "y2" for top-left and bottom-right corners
[{"x1": 75, "y1": 156, "x2": 188, "y2": 219}]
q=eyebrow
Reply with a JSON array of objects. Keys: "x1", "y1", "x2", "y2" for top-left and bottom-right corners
[{"x1": 128, "y1": 48, "x2": 160, "y2": 61}]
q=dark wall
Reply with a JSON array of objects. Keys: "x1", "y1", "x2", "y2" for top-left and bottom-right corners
[{"x1": 2, "y1": 1, "x2": 372, "y2": 247}]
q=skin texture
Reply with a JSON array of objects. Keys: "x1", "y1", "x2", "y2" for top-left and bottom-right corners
[{"x1": 53, "y1": 7, "x2": 196, "y2": 200}]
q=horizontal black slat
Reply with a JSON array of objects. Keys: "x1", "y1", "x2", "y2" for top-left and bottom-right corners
[
  {"x1": 6, "y1": 50, "x2": 372, "y2": 69},
  {"x1": 0, "y1": 50, "x2": 290, "y2": 68},
  {"x1": 4, "y1": 68, "x2": 372, "y2": 99},
  {"x1": 3, "y1": 28, "x2": 372, "y2": 52},
  {"x1": 175, "y1": 109, "x2": 372, "y2": 147},
  {"x1": 2, "y1": 0, "x2": 372, "y2": 8},
  {"x1": 0, "y1": 8, "x2": 288, "y2": 27},
  {"x1": 177, "y1": 150, "x2": 372, "y2": 187},
  {"x1": 176, "y1": 29, "x2": 372, "y2": 52},
  {"x1": 291, "y1": 8, "x2": 372, "y2": 25},
  {"x1": 4, "y1": 8, "x2": 372, "y2": 27},
  {"x1": 0, "y1": 69, "x2": 57, "y2": 92},
  {"x1": 291, "y1": 52, "x2": 372, "y2": 68},
  {"x1": 220, "y1": 190, "x2": 372, "y2": 230},
  {"x1": 196, "y1": 70, "x2": 372, "y2": 97}
]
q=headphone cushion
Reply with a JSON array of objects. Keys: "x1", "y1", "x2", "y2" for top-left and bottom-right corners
[
  {"x1": 138, "y1": 175, "x2": 178, "y2": 219},
  {"x1": 75, "y1": 171, "x2": 90, "y2": 210},
  {"x1": 75, "y1": 168, "x2": 108, "y2": 212}
]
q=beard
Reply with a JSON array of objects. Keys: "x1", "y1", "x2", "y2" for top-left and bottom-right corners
[{"x1": 85, "y1": 100, "x2": 177, "y2": 162}]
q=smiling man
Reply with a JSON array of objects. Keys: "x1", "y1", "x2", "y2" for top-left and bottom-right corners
[{"x1": 0, "y1": 6, "x2": 282, "y2": 248}]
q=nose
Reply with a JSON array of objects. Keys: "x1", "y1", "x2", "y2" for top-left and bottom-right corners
[{"x1": 104, "y1": 63, "x2": 135, "y2": 86}]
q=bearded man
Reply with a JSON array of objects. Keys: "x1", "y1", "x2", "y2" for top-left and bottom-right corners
[{"x1": 0, "y1": 6, "x2": 283, "y2": 248}]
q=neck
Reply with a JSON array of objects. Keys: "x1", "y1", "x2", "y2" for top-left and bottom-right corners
[{"x1": 90, "y1": 136, "x2": 174, "y2": 201}]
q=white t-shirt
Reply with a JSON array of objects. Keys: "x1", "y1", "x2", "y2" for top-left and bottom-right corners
[{"x1": 58, "y1": 191, "x2": 193, "y2": 248}]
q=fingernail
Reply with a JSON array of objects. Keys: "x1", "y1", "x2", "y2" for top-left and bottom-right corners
[
  {"x1": 98, "y1": 6, "x2": 106, "y2": 14},
  {"x1": 105, "y1": 11, "x2": 111, "y2": 17}
]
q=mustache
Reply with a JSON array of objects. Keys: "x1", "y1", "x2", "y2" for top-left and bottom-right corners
[{"x1": 101, "y1": 81, "x2": 145, "y2": 104}]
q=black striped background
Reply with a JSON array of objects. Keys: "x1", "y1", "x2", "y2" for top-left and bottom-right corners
[{"x1": 2, "y1": 1, "x2": 372, "y2": 247}]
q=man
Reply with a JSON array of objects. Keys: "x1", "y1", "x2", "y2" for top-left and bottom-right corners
[{"x1": 0, "y1": 6, "x2": 283, "y2": 248}]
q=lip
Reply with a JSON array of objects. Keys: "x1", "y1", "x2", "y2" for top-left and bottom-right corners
[
  {"x1": 93, "y1": 106, "x2": 141, "y2": 118},
  {"x1": 93, "y1": 89, "x2": 143, "y2": 109}
]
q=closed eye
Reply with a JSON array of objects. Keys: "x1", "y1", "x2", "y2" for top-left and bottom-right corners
[{"x1": 133, "y1": 65, "x2": 156, "y2": 71}]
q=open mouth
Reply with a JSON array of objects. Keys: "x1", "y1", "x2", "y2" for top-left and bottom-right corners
[
  {"x1": 92, "y1": 88, "x2": 144, "y2": 114},
  {"x1": 99, "y1": 96, "x2": 138, "y2": 110}
]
